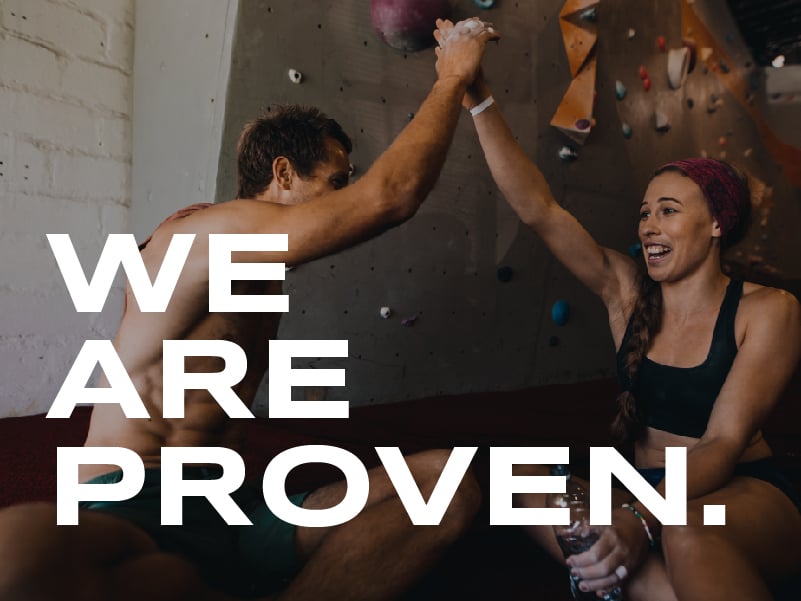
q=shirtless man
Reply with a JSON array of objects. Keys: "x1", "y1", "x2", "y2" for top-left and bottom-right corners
[{"x1": 0, "y1": 19, "x2": 498, "y2": 601}]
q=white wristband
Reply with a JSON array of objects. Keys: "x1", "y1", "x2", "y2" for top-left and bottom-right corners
[{"x1": 469, "y1": 95, "x2": 495, "y2": 117}]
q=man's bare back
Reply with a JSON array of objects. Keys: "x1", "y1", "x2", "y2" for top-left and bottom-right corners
[{"x1": 82, "y1": 204, "x2": 284, "y2": 481}]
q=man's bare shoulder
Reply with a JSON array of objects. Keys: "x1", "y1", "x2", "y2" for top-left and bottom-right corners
[{"x1": 159, "y1": 198, "x2": 286, "y2": 237}]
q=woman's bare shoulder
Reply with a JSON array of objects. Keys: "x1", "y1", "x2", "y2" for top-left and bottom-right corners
[
  {"x1": 739, "y1": 280, "x2": 801, "y2": 330},
  {"x1": 741, "y1": 280, "x2": 800, "y2": 307}
]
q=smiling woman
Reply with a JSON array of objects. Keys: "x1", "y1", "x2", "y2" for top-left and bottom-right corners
[{"x1": 453, "y1": 48, "x2": 801, "y2": 601}]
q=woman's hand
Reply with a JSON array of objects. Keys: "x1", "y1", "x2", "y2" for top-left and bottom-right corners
[
  {"x1": 433, "y1": 18, "x2": 499, "y2": 89},
  {"x1": 566, "y1": 507, "x2": 651, "y2": 595}
]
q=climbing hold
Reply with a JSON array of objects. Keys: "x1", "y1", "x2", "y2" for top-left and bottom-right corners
[
  {"x1": 654, "y1": 110, "x2": 670, "y2": 131},
  {"x1": 682, "y1": 38, "x2": 697, "y2": 72},
  {"x1": 621, "y1": 122, "x2": 633, "y2": 139},
  {"x1": 288, "y1": 69, "x2": 303, "y2": 84},
  {"x1": 380, "y1": 306, "x2": 392, "y2": 319},
  {"x1": 371, "y1": 0, "x2": 451, "y2": 52},
  {"x1": 558, "y1": 146, "x2": 579, "y2": 161},
  {"x1": 743, "y1": 148, "x2": 753, "y2": 158},
  {"x1": 579, "y1": 7, "x2": 597, "y2": 22},
  {"x1": 718, "y1": 136, "x2": 727, "y2": 146},
  {"x1": 642, "y1": 77, "x2": 652, "y2": 91},
  {"x1": 473, "y1": 0, "x2": 496, "y2": 8},
  {"x1": 615, "y1": 80, "x2": 627, "y2": 100},
  {"x1": 627, "y1": 28, "x2": 636, "y2": 40},
  {"x1": 348, "y1": 163, "x2": 356, "y2": 176},
  {"x1": 628, "y1": 242, "x2": 642, "y2": 258},
  {"x1": 706, "y1": 94, "x2": 723, "y2": 113},
  {"x1": 575, "y1": 118, "x2": 591, "y2": 131},
  {"x1": 700, "y1": 149, "x2": 708, "y2": 158},
  {"x1": 699, "y1": 47, "x2": 713, "y2": 62},
  {"x1": 497, "y1": 266, "x2": 514, "y2": 283},
  {"x1": 401, "y1": 314, "x2": 418, "y2": 327},
  {"x1": 718, "y1": 60, "x2": 730, "y2": 74},
  {"x1": 639, "y1": 65, "x2": 649, "y2": 80},
  {"x1": 667, "y1": 47, "x2": 690, "y2": 89},
  {"x1": 719, "y1": 150, "x2": 727, "y2": 159},
  {"x1": 656, "y1": 35, "x2": 667, "y2": 53},
  {"x1": 687, "y1": 98, "x2": 695, "y2": 109},
  {"x1": 551, "y1": 300, "x2": 570, "y2": 326},
  {"x1": 407, "y1": 112, "x2": 415, "y2": 121}
]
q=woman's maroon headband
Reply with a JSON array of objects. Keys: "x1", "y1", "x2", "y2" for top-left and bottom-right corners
[{"x1": 658, "y1": 158, "x2": 749, "y2": 238}]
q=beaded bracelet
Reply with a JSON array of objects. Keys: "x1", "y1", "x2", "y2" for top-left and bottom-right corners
[{"x1": 622, "y1": 503, "x2": 657, "y2": 548}]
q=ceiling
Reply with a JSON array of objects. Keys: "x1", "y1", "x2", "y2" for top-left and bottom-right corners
[{"x1": 725, "y1": 0, "x2": 801, "y2": 66}]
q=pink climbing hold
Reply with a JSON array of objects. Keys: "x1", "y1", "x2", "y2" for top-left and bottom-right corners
[{"x1": 371, "y1": 0, "x2": 451, "y2": 52}]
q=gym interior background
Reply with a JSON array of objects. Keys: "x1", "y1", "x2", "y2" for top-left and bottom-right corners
[{"x1": 2, "y1": 0, "x2": 800, "y2": 418}]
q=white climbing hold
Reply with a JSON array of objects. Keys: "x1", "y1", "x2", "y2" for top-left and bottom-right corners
[
  {"x1": 288, "y1": 69, "x2": 303, "y2": 84},
  {"x1": 558, "y1": 146, "x2": 579, "y2": 161},
  {"x1": 379, "y1": 306, "x2": 392, "y2": 319},
  {"x1": 667, "y1": 47, "x2": 690, "y2": 89}
]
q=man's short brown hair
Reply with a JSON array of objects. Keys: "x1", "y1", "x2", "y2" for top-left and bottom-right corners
[{"x1": 236, "y1": 105, "x2": 352, "y2": 199}]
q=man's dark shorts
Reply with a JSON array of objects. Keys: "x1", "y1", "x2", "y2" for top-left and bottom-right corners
[{"x1": 79, "y1": 466, "x2": 309, "y2": 598}]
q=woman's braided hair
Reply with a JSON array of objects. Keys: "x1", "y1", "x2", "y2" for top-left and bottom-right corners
[{"x1": 610, "y1": 270, "x2": 662, "y2": 445}]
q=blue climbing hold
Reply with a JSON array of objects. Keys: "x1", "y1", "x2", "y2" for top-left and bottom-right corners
[
  {"x1": 473, "y1": 0, "x2": 496, "y2": 8},
  {"x1": 622, "y1": 123, "x2": 633, "y2": 139},
  {"x1": 615, "y1": 80, "x2": 627, "y2": 100},
  {"x1": 551, "y1": 300, "x2": 570, "y2": 326},
  {"x1": 497, "y1": 265, "x2": 514, "y2": 282},
  {"x1": 628, "y1": 242, "x2": 642, "y2": 258}
]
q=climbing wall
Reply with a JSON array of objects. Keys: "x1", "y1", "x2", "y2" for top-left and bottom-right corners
[{"x1": 215, "y1": 0, "x2": 801, "y2": 412}]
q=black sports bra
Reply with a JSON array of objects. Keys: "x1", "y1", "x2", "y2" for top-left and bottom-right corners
[{"x1": 616, "y1": 279, "x2": 743, "y2": 438}]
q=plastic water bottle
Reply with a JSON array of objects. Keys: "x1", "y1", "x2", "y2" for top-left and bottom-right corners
[{"x1": 546, "y1": 465, "x2": 622, "y2": 601}]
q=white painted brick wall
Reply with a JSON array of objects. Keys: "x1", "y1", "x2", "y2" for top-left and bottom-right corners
[{"x1": 0, "y1": 0, "x2": 135, "y2": 417}]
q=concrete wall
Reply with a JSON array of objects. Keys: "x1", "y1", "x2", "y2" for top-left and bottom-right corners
[
  {"x1": 130, "y1": 0, "x2": 238, "y2": 242},
  {"x1": 0, "y1": 0, "x2": 134, "y2": 417},
  {"x1": 217, "y1": 0, "x2": 801, "y2": 413}
]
